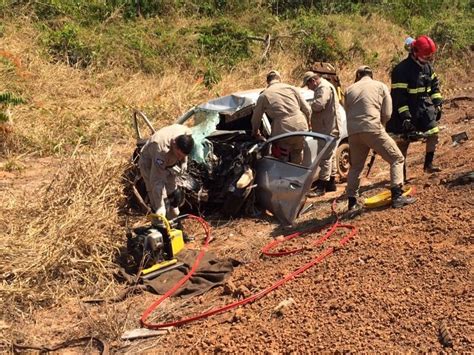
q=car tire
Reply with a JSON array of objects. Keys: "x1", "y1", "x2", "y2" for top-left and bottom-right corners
[{"x1": 336, "y1": 142, "x2": 350, "y2": 181}]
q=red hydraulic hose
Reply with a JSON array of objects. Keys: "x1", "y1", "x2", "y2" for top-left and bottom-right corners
[{"x1": 140, "y1": 199, "x2": 357, "y2": 329}]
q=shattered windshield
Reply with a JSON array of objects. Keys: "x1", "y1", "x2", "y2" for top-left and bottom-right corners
[{"x1": 188, "y1": 109, "x2": 220, "y2": 163}]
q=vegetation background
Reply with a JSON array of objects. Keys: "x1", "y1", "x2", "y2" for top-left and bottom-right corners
[{"x1": 0, "y1": 0, "x2": 472, "y2": 347}]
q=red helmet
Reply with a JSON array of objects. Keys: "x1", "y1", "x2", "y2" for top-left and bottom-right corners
[{"x1": 412, "y1": 35, "x2": 436, "y2": 62}]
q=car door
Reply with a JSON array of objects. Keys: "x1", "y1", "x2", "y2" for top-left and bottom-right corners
[{"x1": 255, "y1": 131, "x2": 336, "y2": 225}]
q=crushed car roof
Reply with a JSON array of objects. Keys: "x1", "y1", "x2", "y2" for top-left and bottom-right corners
[{"x1": 196, "y1": 88, "x2": 314, "y2": 113}]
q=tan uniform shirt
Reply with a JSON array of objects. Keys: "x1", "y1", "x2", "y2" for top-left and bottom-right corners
[
  {"x1": 311, "y1": 78, "x2": 342, "y2": 137},
  {"x1": 344, "y1": 76, "x2": 392, "y2": 135},
  {"x1": 251, "y1": 82, "x2": 310, "y2": 136},
  {"x1": 139, "y1": 124, "x2": 191, "y2": 212}
]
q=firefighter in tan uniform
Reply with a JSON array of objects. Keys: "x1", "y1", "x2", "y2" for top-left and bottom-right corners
[
  {"x1": 344, "y1": 66, "x2": 416, "y2": 210},
  {"x1": 302, "y1": 71, "x2": 342, "y2": 196},
  {"x1": 251, "y1": 70, "x2": 311, "y2": 164},
  {"x1": 138, "y1": 124, "x2": 194, "y2": 218}
]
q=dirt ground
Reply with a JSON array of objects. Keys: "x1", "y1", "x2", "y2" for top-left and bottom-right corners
[{"x1": 3, "y1": 97, "x2": 473, "y2": 353}]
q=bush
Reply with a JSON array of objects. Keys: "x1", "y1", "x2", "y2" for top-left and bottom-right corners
[
  {"x1": 377, "y1": 0, "x2": 445, "y2": 27},
  {"x1": 44, "y1": 23, "x2": 95, "y2": 68},
  {"x1": 118, "y1": 0, "x2": 179, "y2": 19},
  {"x1": 429, "y1": 19, "x2": 473, "y2": 53},
  {"x1": 0, "y1": 92, "x2": 25, "y2": 123},
  {"x1": 266, "y1": 0, "x2": 361, "y2": 18},
  {"x1": 294, "y1": 15, "x2": 345, "y2": 63},
  {"x1": 201, "y1": 64, "x2": 222, "y2": 88},
  {"x1": 197, "y1": 20, "x2": 253, "y2": 68}
]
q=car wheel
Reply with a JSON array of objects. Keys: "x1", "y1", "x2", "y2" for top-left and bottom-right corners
[{"x1": 336, "y1": 142, "x2": 350, "y2": 181}]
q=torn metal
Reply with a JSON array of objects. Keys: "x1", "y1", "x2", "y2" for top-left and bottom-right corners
[{"x1": 128, "y1": 87, "x2": 342, "y2": 225}]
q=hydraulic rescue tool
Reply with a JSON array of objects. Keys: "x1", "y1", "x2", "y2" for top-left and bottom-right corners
[
  {"x1": 390, "y1": 126, "x2": 440, "y2": 144},
  {"x1": 367, "y1": 127, "x2": 441, "y2": 178},
  {"x1": 127, "y1": 214, "x2": 187, "y2": 280},
  {"x1": 363, "y1": 187, "x2": 415, "y2": 209}
]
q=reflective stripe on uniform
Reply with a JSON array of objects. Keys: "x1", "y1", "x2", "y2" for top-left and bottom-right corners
[
  {"x1": 392, "y1": 83, "x2": 408, "y2": 89},
  {"x1": 407, "y1": 87, "x2": 430, "y2": 94},
  {"x1": 431, "y1": 92, "x2": 442, "y2": 100},
  {"x1": 398, "y1": 105, "x2": 409, "y2": 114},
  {"x1": 425, "y1": 126, "x2": 440, "y2": 135},
  {"x1": 431, "y1": 73, "x2": 437, "y2": 79}
]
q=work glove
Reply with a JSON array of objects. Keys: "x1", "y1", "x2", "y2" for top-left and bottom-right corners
[
  {"x1": 402, "y1": 119, "x2": 416, "y2": 133},
  {"x1": 168, "y1": 207, "x2": 180, "y2": 219},
  {"x1": 151, "y1": 205, "x2": 167, "y2": 227},
  {"x1": 155, "y1": 205, "x2": 167, "y2": 216},
  {"x1": 435, "y1": 105, "x2": 443, "y2": 121}
]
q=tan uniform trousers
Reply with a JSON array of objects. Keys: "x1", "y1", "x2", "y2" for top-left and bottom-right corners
[
  {"x1": 138, "y1": 153, "x2": 177, "y2": 216},
  {"x1": 346, "y1": 131, "x2": 404, "y2": 198},
  {"x1": 396, "y1": 133, "x2": 438, "y2": 158},
  {"x1": 318, "y1": 143, "x2": 338, "y2": 181},
  {"x1": 277, "y1": 135, "x2": 305, "y2": 164}
]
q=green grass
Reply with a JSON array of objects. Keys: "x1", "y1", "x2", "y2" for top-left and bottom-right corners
[{"x1": 9, "y1": 1, "x2": 469, "y2": 73}]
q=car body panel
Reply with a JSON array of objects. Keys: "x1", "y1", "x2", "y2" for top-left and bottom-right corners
[{"x1": 255, "y1": 132, "x2": 336, "y2": 225}]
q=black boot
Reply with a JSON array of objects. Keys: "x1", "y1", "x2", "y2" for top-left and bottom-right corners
[
  {"x1": 308, "y1": 180, "x2": 326, "y2": 197},
  {"x1": 391, "y1": 185, "x2": 416, "y2": 208},
  {"x1": 325, "y1": 176, "x2": 337, "y2": 192},
  {"x1": 423, "y1": 152, "x2": 441, "y2": 173},
  {"x1": 348, "y1": 196, "x2": 358, "y2": 211}
]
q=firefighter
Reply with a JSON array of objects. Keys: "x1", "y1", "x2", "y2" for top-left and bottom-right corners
[
  {"x1": 302, "y1": 71, "x2": 343, "y2": 196},
  {"x1": 138, "y1": 124, "x2": 194, "y2": 218},
  {"x1": 386, "y1": 35, "x2": 443, "y2": 179},
  {"x1": 344, "y1": 66, "x2": 416, "y2": 210},
  {"x1": 251, "y1": 70, "x2": 311, "y2": 164}
]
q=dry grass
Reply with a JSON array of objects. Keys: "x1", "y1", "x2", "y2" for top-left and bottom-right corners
[
  {"x1": 0, "y1": 150, "x2": 127, "y2": 322},
  {"x1": 0, "y1": 18, "x2": 317, "y2": 157}
]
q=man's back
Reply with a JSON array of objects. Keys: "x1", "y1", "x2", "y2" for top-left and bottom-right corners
[
  {"x1": 252, "y1": 82, "x2": 309, "y2": 136},
  {"x1": 262, "y1": 83, "x2": 307, "y2": 118},
  {"x1": 345, "y1": 76, "x2": 392, "y2": 135}
]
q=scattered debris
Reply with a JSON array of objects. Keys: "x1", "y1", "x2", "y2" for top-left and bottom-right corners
[
  {"x1": 273, "y1": 297, "x2": 296, "y2": 317},
  {"x1": 222, "y1": 280, "x2": 238, "y2": 296},
  {"x1": 300, "y1": 202, "x2": 315, "y2": 215},
  {"x1": 442, "y1": 171, "x2": 474, "y2": 187},
  {"x1": 121, "y1": 327, "x2": 173, "y2": 341},
  {"x1": 438, "y1": 321, "x2": 454, "y2": 348},
  {"x1": 13, "y1": 337, "x2": 109, "y2": 354},
  {"x1": 234, "y1": 285, "x2": 251, "y2": 299},
  {"x1": 451, "y1": 131, "x2": 469, "y2": 146},
  {"x1": 228, "y1": 308, "x2": 245, "y2": 323}
]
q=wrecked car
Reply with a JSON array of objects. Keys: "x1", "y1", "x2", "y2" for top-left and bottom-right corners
[{"x1": 129, "y1": 87, "x2": 348, "y2": 225}]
